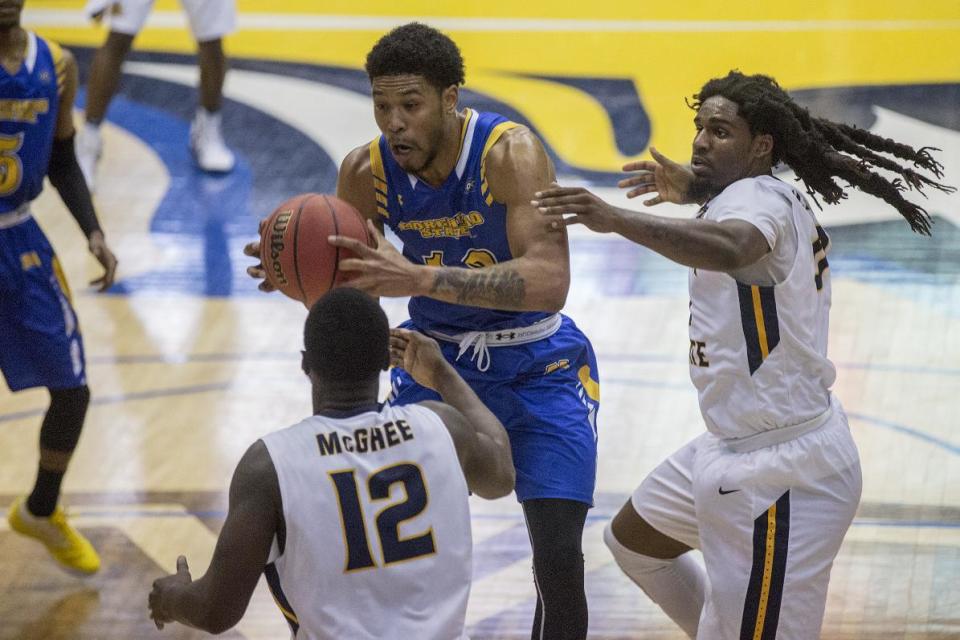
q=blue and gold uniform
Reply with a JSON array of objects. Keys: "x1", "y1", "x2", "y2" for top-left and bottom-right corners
[
  {"x1": 379, "y1": 109, "x2": 599, "y2": 504},
  {"x1": 0, "y1": 33, "x2": 86, "y2": 391}
]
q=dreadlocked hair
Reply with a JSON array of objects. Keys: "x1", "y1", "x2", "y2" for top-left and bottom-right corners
[{"x1": 692, "y1": 71, "x2": 955, "y2": 235}]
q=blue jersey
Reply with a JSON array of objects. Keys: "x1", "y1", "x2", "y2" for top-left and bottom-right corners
[
  {"x1": 0, "y1": 34, "x2": 85, "y2": 393},
  {"x1": 371, "y1": 108, "x2": 551, "y2": 334},
  {"x1": 0, "y1": 32, "x2": 63, "y2": 212}
]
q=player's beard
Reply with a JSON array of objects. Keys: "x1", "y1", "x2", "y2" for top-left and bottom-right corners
[
  {"x1": 411, "y1": 118, "x2": 449, "y2": 177},
  {"x1": 688, "y1": 176, "x2": 724, "y2": 203}
]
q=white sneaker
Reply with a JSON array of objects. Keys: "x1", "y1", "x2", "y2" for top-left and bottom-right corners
[
  {"x1": 189, "y1": 108, "x2": 236, "y2": 173},
  {"x1": 76, "y1": 123, "x2": 101, "y2": 193}
]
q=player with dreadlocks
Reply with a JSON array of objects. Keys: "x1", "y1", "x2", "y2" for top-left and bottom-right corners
[{"x1": 533, "y1": 70, "x2": 953, "y2": 639}]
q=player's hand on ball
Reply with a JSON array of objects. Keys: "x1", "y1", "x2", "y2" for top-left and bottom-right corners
[
  {"x1": 331, "y1": 220, "x2": 428, "y2": 298},
  {"x1": 533, "y1": 184, "x2": 623, "y2": 233},
  {"x1": 619, "y1": 147, "x2": 696, "y2": 206},
  {"x1": 87, "y1": 230, "x2": 117, "y2": 291},
  {"x1": 243, "y1": 222, "x2": 276, "y2": 292},
  {"x1": 148, "y1": 555, "x2": 192, "y2": 630},
  {"x1": 390, "y1": 329, "x2": 449, "y2": 391}
]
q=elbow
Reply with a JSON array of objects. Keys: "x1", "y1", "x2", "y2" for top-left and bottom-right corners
[
  {"x1": 200, "y1": 608, "x2": 243, "y2": 635},
  {"x1": 475, "y1": 471, "x2": 515, "y2": 500},
  {"x1": 490, "y1": 466, "x2": 516, "y2": 499},
  {"x1": 489, "y1": 449, "x2": 516, "y2": 499},
  {"x1": 539, "y1": 273, "x2": 569, "y2": 313}
]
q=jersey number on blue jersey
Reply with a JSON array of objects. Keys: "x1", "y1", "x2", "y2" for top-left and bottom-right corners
[
  {"x1": 422, "y1": 247, "x2": 498, "y2": 269},
  {"x1": 0, "y1": 132, "x2": 24, "y2": 196},
  {"x1": 329, "y1": 463, "x2": 437, "y2": 572}
]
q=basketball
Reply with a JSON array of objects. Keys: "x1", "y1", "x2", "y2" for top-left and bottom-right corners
[{"x1": 259, "y1": 193, "x2": 373, "y2": 307}]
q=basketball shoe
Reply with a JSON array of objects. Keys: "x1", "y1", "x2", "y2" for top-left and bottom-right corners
[
  {"x1": 7, "y1": 496, "x2": 101, "y2": 575},
  {"x1": 189, "y1": 108, "x2": 236, "y2": 173}
]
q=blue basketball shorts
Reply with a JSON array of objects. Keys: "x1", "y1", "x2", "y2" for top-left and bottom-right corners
[
  {"x1": 0, "y1": 216, "x2": 87, "y2": 392},
  {"x1": 388, "y1": 315, "x2": 599, "y2": 505}
]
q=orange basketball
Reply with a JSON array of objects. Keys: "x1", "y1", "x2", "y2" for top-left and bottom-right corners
[{"x1": 259, "y1": 193, "x2": 373, "y2": 308}]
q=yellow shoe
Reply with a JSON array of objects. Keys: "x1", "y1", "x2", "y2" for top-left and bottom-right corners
[{"x1": 7, "y1": 497, "x2": 101, "y2": 575}]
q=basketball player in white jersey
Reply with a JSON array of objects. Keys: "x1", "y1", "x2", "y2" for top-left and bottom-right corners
[
  {"x1": 533, "y1": 71, "x2": 951, "y2": 638},
  {"x1": 147, "y1": 287, "x2": 514, "y2": 638}
]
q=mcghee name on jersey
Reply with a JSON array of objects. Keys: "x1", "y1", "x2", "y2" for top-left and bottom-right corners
[
  {"x1": 370, "y1": 107, "x2": 551, "y2": 333},
  {"x1": 316, "y1": 419, "x2": 415, "y2": 456}
]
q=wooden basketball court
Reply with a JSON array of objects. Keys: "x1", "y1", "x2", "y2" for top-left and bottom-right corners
[{"x1": 2, "y1": 2, "x2": 958, "y2": 638}]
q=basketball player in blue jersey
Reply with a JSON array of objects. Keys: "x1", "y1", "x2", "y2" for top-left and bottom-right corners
[
  {"x1": 246, "y1": 22, "x2": 599, "y2": 639},
  {"x1": 0, "y1": 0, "x2": 117, "y2": 575}
]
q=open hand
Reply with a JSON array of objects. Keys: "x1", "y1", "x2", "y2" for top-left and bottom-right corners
[
  {"x1": 532, "y1": 185, "x2": 623, "y2": 233},
  {"x1": 389, "y1": 329, "x2": 450, "y2": 390},
  {"x1": 243, "y1": 218, "x2": 276, "y2": 292},
  {"x1": 329, "y1": 220, "x2": 427, "y2": 298},
  {"x1": 618, "y1": 147, "x2": 696, "y2": 206},
  {"x1": 148, "y1": 555, "x2": 192, "y2": 630}
]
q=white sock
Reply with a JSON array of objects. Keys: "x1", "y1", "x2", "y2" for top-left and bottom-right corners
[
  {"x1": 604, "y1": 522, "x2": 706, "y2": 639},
  {"x1": 196, "y1": 107, "x2": 221, "y2": 124}
]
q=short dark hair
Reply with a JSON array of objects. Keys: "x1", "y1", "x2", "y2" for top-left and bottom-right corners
[
  {"x1": 303, "y1": 288, "x2": 389, "y2": 383},
  {"x1": 365, "y1": 22, "x2": 465, "y2": 91},
  {"x1": 691, "y1": 70, "x2": 954, "y2": 234}
]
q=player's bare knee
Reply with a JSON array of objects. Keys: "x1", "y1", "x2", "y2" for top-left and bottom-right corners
[{"x1": 608, "y1": 501, "x2": 690, "y2": 560}]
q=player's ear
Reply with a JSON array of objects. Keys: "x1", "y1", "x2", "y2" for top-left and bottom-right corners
[
  {"x1": 441, "y1": 84, "x2": 458, "y2": 115},
  {"x1": 752, "y1": 133, "x2": 774, "y2": 160}
]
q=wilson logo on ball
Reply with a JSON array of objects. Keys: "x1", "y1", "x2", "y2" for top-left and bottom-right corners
[{"x1": 268, "y1": 210, "x2": 293, "y2": 286}]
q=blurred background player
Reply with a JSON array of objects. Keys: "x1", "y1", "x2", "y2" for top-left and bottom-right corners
[
  {"x1": 534, "y1": 71, "x2": 953, "y2": 639},
  {"x1": 77, "y1": 0, "x2": 236, "y2": 191},
  {"x1": 0, "y1": 0, "x2": 117, "y2": 575},
  {"x1": 246, "y1": 23, "x2": 601, "y2": 638},
  {"x1": 148, "y1": 288, "x2": 514, "y2": 637}
]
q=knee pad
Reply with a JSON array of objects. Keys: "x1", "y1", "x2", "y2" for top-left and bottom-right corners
[{"x1": 40, "y1": 385, "x2": 90, "y2": 452}]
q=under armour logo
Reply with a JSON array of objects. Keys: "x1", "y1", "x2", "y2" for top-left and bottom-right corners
[
  {"x1": 38, "y1": 71, "x2": 51, "y2": 84},
  {"x1": 464, "y1": 179, "x2": 475, "y2": 193},
  {"x1": 494, "y1": 332, "x2": 516, "y2": 341}
]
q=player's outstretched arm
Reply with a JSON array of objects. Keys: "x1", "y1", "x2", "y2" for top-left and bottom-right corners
[
  {"x1": 48, "y1": 47, "x2": 117, "y2": 290},
  {"x1": 390, "y1": 329, "x2": 515, "y2": 499},
  {"x1": 532, "y1": 148, "x2": 771, "y2": 272},
  {"x1": 148, "y1": 441, "x2": 280, "y2": 633}
]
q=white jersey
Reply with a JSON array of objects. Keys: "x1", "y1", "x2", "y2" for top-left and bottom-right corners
[
  {"x1": 260, "y1": 403, "x2": 472, "y2": 640},
  {"x1": 688, "y1": 175, "x2": 836, "y2": 439}
]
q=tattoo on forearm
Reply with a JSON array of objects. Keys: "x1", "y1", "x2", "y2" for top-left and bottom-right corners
[{"x1": 430, "y1": 268, "x2": 526, "y2": 308}]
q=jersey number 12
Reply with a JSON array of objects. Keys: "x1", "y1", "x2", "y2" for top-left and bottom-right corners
[{"x1": 329, "y1": 463, "x2": 436, "y2": 572}]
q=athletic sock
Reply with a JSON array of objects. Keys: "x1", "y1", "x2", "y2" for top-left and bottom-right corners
[{"x1": 26, "y1": 467, "x2": 65, "y2": 517}]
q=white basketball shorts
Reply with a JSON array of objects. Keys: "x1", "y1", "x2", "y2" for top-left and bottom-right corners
[
  {"x1": 85, "y1": 0, "x2": 237, "y2": 41},
  {"x1": 632, "y1": 395, "x2": 862, "y2": 639}
]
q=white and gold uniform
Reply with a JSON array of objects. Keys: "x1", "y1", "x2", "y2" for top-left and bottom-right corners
[
  {"x1": 260, "y1": 404, "x2": 471, "y2": 640},
  {"x1": 633, "y1": 175, "x2": 862, "y2": 639}
]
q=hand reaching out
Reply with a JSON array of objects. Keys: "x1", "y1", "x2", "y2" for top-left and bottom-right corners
[
  {"x1": 389, "y1": 329, "x2": 451, "y2": 391},
  {"x1": 618, "y1": 147, "x2": 696, "y2": 206}
]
